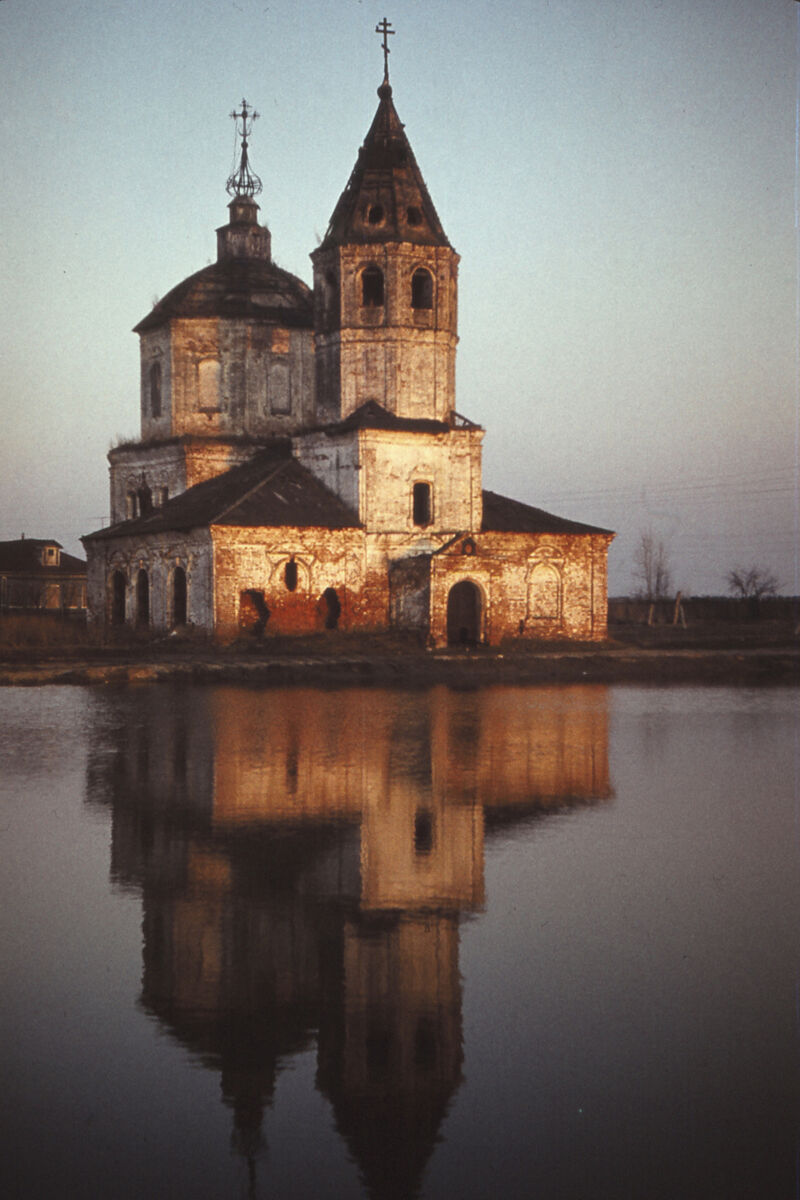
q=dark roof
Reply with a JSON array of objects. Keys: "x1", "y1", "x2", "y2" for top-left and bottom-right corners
[
  {"x1": 481, "y1": 491, "x2": 613, "y2": 536},
  {"x1": 324, "y1": 399, "x2": 453, "y2": 436},
  {"x1": 134, "y1": 257, "x2": 313, "y2": 334},
  {"x1": 315, "y1": 83, "x2": 452, "y2": 252},
  {"x1": 0, "y1": 539, "x2": 86, "y2": 573},
  {"x1": 84, "y1": 448, "x2": 360, "y2": 542}
]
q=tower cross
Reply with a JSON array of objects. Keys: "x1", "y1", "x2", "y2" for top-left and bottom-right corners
[
  {"x1": 226, "y1": 98, "x2": 262, "y2": 198},
  {"x1": 230, "y1": 98, "x2": 259, "y2": 152},
  {"x1": 375, "y1": 17, "x2": 395, "y2": 82}
]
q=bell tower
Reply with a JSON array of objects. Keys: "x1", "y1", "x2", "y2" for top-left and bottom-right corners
[{"x1": 311, "y1": 21, "x2": 459, "y2": 425}]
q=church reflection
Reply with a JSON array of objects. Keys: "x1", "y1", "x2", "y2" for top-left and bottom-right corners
[{"x1": 86, "y1": 685, "x2": 612, "y2": 1199}]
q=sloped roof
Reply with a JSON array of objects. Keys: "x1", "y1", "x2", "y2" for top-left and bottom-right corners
[
  {"x1": 84, "y1": 448, "x2": 360, "y2": 542},
  {"x1": 316, "y1": 83, "x2": 452, "y2": 252},
  {"x1": 0, "y1": 538, "x2": 86, "y2": 574},
  {"x1": 481, "y1": 490, "x2": 613, "y2": 536},
  {"x1": 134, "y1": 257, "x2": 313, "y2": 334},
  {"x1": 326, "y1": 399, "x2": 453, "y2": 436}
]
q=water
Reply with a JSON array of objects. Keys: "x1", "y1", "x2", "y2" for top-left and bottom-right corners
[{"x1": 0, "y1": 683, "x2": 797, "y2": 1200}]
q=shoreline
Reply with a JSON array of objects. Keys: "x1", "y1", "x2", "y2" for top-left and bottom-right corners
[{"x1": 1, "y1": 640, "x2": 797, "y2": 688}]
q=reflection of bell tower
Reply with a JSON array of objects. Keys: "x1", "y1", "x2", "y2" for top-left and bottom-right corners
[
  {"x1": 311, "y1": 21, "x2": 459, "y2": 425},
  {"x1": 317, "y1": 911, "x2": 463, "y2": 1200}
]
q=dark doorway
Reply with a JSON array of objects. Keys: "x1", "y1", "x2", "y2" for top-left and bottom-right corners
[
  {"x1": 446, "y1": 580, "x2": 481, "y2": 646},
  {"x1": 135, "y1": 570, "x2": 150, "y2": 627},
  {"x1": 110, "y1": 570, "x2": 126, "y2": 625},
  {"x1": 172, "y1": 567, "x2": 187, "y2": 627},
  {"x1": 240, "y1": 589, "x2": 270, "y2": 636},
  {"x1": 322, "y1": 587, "x2": 341, "y2": 630}
]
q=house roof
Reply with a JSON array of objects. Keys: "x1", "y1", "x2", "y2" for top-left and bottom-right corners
[
  {"x1": 84, "y1": 448, "x2": 360, "y2": 543},
  {"x1": 0, "y1": 539, "x2": 86, "y2": 574},
  {"x1": 315, "y1": 83, "x2": 452, "y2": 252},
  {"x1": 481, "y1": 491, "x2": 613, "y2": 536},
  {"x1": 133, "y1": 256, "x2": 313, "y2": 334}
]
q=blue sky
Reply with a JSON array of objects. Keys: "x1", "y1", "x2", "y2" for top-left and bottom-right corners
[{"x1": 1, "y1": 0, "x2": 797, "y2": 595}]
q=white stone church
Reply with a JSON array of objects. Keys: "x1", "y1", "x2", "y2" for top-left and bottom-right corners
[{"x1": 83, "y1": 65, "x2": 612, "y2": 646}]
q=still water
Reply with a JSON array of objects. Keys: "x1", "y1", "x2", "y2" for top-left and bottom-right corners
[{"x1": 0, "y1": 683, "x2": 797, "y2": 1200}]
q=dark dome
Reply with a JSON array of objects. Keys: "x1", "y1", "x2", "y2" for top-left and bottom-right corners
[{"x1": 134, "y1": 257, "x2": 313, "y2": 333}]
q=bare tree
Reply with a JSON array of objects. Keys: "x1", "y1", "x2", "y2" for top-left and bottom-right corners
[
  {"x1": 726, "y1": 565, "x2": 780, "y2": 599},
  {"x1": 632, "y1": 530, "x2": 673, "y2": 601},
  {"x1": 726, "y1": 565, "x2": 779, "y2": 617}
]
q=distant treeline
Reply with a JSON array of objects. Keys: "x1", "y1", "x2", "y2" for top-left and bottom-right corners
[{"x1": 609, "y1": 596, "x2": 799, "y2": 624}]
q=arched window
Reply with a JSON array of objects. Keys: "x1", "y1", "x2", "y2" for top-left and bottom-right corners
[
  {"x1": 367, "y1": 203, "x2": 384, "y2": 225},
  {"x1": 361, "y1": 265, "x2": 384, "y2": 307},
  {"x1": 135, "y1": 570, "x2": 150, "y2": 627},
  {"x1": 284, "y1": 560, "x2": 298, "y2": 592},
  {"x1": 411, "y1": 268, "x2": 433, "y2": 310},
  {"x1": 412, "y1": 481, "x2": 432, "y2": 527},
  {"x1": 528, "y1": 562, "x2": 561, "y2": 620},
  {"x1": 323, "y1": 269, "x2": 340, "y2": 328},
  {"x1": 414, "y1": 808, "x2": 434, "y2": 855},
  {"x1": 149, "y1": 362, "x2": 162, "y2": 418},
  {"x1": 198, "y1": 358, "x2": 220, "y2": 410},
  {"x1": 137, "y1": 486, "x2": 152, "y2": 516},
  {"x1": 110, "y1": 570, "x2": 126, "y2": 625},
  {"x1": 267, "y1": 358, "x2": 292, "y2": 415},
  {"x1": 171, "y1": 567, "x2": 187, "y2": 627}
]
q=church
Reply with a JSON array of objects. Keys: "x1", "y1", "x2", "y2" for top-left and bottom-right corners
[{"x1": 83, "y1": 46, "x2": 612, "y2": 646}]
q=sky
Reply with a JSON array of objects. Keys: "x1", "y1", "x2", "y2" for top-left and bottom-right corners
[{"x1": 1, "y1": 0, "x2": 797, "y2": 596}]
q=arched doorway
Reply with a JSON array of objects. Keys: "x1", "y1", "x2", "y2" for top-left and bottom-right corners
[
  {"x1": 239, "y1": 589, "x2": 270, "y2": 636},
  {"x1": 171, "y1": 567, "x2": 187, "y2": 627},
  {"x1": 135, "y1": 569, "x2": 150, "y2": 627},
  {"x1": 110, "y1": 570, "x2": 126, "y2": 625},
  {"x1": 446, "y1": 580, "x2": 481, "y2": 646},
  {"x1": 322, "y1": 587, "x2": 341, "y2": 630}
]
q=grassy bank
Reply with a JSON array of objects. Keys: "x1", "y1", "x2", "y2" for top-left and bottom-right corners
[{"x1": 0, "y1": 616, "x2": 797, "y2": 687}]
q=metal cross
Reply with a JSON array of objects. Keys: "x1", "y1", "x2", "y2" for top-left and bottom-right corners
[
  {"x1": 230, "y1": 98, "x2": 259, "y2": 146},
  {"x1": 226, "y1": 98, "x2": 262, "y2": 198},
  {"x1": 375, "y1": 17, "x2": 395, "y2": 81}
]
